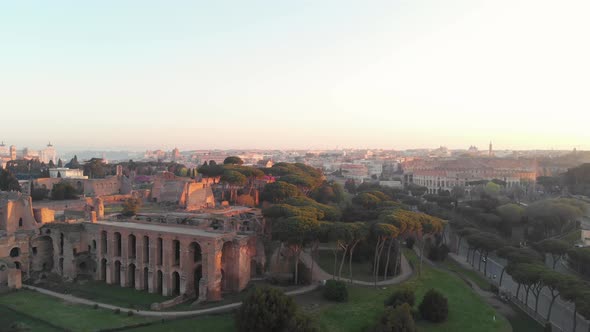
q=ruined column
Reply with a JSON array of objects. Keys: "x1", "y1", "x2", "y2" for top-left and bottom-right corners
[{"x1": 203, "y1": 239, "x2": 223, "y2": 301}]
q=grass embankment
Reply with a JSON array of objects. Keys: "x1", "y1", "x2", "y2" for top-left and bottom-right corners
[
  {"x1": 442, "y1": 256, "x2": 543, "y2": 332},
  {"x1": 307, "y1": 250, "x2": 511, "y2": 332},
  {"x1": 441, "y1": 257, "x2": 492, "y2": 290},
  {"x1": 315, "y1": 249, "x2": 376, "y2": 282},
  {"x1": 0, "y1": 290, "x2": 154, "y2": 332}
]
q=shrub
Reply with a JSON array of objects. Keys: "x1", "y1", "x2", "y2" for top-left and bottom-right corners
[
  {"x1": 374, "y1": 303, "x2": 416, "y2": 332},
  {"x1": 418, "y1": 289, "x2": 448, "y2": 323},
  {"x1": 384, "y1": 288, "x2": 415, "y2": 308},
  {"x1": 323, "y1": 280, "x2": 348, "y2": 302},
  {"x1": 93, "y1": 304, "x2": 98, "y2": 310},
  {"x1": 544, "y1": 323, "x2": 552, "y2": 332},
  {"x1": 127, "y1": 310, "x2": 134, "y2": 316},
  {"x1": 405, "y1": 237, "x2": 415, "y2": 249},
  {"x1": 114, "y1": 308, "x2": 121, "y2": 315},
  {"x1": 235, "y1": 287, "x2": 298, "y2": 332}
]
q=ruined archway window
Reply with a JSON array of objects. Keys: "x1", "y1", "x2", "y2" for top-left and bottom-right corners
[
  {"x1": 101, "y1": 231, "x2": 108, "y2": 255},
  {"x1": 143, "y1": 236, "x2": 150, "y2": 264},
  {"x1": 114, "y1": 232, "x2": 122, "y2": 257},
  {"x1": 10, "y1": 247, "x2": 20, "y2": 257},
  {"x1": 128, "y1": 234, "x2": 137, "y2": 259},
  {"x1": 173, "y1": 240, "x2": 180, "y2": 266},
  {"x1": 60, "y1": 233, "x2": 64, "y2": 255},
  {"x1": 18, "y1": 218, "x2": 23, "y2": 227},
  {"x1": 14, "y1": 262, "x2": 21, "y2": 269},
  {"x1": 157, "y1": 238, "x2": 163, "y2": 265},
  {"x1": 191, "y1": 242, "x2": 202, "y2": 263}
]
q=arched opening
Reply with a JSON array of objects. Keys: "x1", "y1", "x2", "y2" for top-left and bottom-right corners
[
  {"x1": 194, "y1": 265, "x2": 202, "y2": 296},
  {"x1": 143, "y1": 236, "x2": 150, "y2": 264},
  {"x1": 18, "y1": 218, "x2": 23, "y2": 227},
  {"x1": 128, "y1": 234, "x2": 136, "y2": 259},
  {"x1": 221, "y1": 241, "x2": 237, "y2": 292},
  {"x1": 101, "y1": 259, "x2": 107, "y2": 281},
  {"x1": 59, "y1": 233, "x2": 64, "y2": 255},
  {"x1": 59, "y1": 258, "x2": 64, "y2": 274},
  {"x1": 14, "y1": 262, "x2": 21, "y2": 269},
  {"x1": 250, "y1": 259, "x2": 259, "y2": 277},
  {"x1": 128, "y1": 264, "x2": 136, "y2": 288},
  {"x1": 101, "y1": 231, "x2": 107, "y2": 255},
  {"x1": 172, "y1": 271, "x2": 180, "y2": 296},
  {"x1": 157, "y1": 270, "x2": 163, "y2": 295},
  {"x1": 114, "y1": 261, "x2": 121, "y2": 285},
  {"x1": 92, "y1": 240, "x2": 97, "y2": 251},
  {"x1": 143, "y1": 267, "x2": 149, "y2": 291},
  {"x1": 157, "y1": 238, "x2": 163, "y2": 265},
  {"x1": 114, "y1": 232, "x2": 122, "y2": 256},
  {"x1": 9, "y1": 247, "x2": 20, "y2": 258},
  {"x1": 173, "y1": 240, "x2": 180, "y2": 266},
  {"x1": 190, "y1": 242, "x2": 202, "y2": 263}
]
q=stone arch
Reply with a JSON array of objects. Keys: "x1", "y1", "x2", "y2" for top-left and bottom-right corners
[
  {"x1": 14, "y1": 261, "x2": 21, "y2": 269},
  {"x1": 101, "y1": 231, "x2": 108, "y2": 254},
  {"x1": 189, "y1": 242, "x2": 202, "y2": 263},
  {"x1": 172, "y1": 240, "x2": 180, "y2": 266},
  {"x1": 143, "y1": 267, "x2": 149, "y2": 291},
  {"x1": 221, "y1": 241, "x2": 238, "y2": 292},
  {"x1": 92, "y1": 240, "x2": 97, "y2": 251},
  {"x1": 143, "y1": 236, "x2": 150, "y2": 264},
  {"x1": 128, "y1": 263, "x2": 136, "y2": 288},
  {"x1": 128, "y1": 234, "x2": 137, "y2": 259},
  {"x1": 114, "y1": 260, "x2": 121, "y2": 285},
  {"x1": 172, "y1": 271, "x2": 180, "y2": 296},
  {"x1": 114, "y1": 232, "x2": 122, "y2": 256},
  {"x1": 59, "y1": 233, "x2": 64, "y2": 255},
  {"x1": 100, "y1": 258, "x2": 107, "y2": 281},
  {"x1": 156, "y1": 270, "x2": 163, "y2": 295},
  {"x1": 9, "y1": 247, "x2": 20, "y2": 258},
  {"x1": 59, "y1": 257, "x2": 64, "y2": 274}
]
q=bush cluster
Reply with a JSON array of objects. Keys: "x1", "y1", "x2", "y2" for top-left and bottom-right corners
[
  {"x1": 323, "y1": 280, "x2": 348, "y2": 302},
  {"x1": 418, "y1": 289, "x2": 449, "y2": 323},
  {"x1": 384, "y1": 288, "x2": 415, "y2": 308}
]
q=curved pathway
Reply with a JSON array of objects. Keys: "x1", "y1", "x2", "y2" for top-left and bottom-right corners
[
  {"x1": 23, "y1": 283, "x2": 318, "y2": 318},
  {"x1": 299, "y1": 249, "x2": 413, "y2": 286}
]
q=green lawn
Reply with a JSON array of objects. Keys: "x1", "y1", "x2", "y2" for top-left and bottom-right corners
[
  {"x1": 308, "y1": 250, "x2": 511, "y2": 332},
  {"x1": 0, "y1": 304, "x2": 62, "y2": 332},
  {"x1": 121, "y1": 315, "x2": 235, "y2": 332},
  {"x1": 0, "y1": 290, "x2": 154, "y2": 332},
  {"x1": 36, "y1": 280, "x2": 173, "y2": 310},
  {"x1": 315, "y1": 249, "x2": 376, "y2": 282}
]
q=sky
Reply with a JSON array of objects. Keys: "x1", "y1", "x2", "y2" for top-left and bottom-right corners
[{"x1": 1, "y1": 0, "x2": 589, "y2": 152}]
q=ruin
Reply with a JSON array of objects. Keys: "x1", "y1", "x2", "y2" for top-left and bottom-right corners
[{"x1": 0, "y1": 188, "x2": 265, "y2": 303}]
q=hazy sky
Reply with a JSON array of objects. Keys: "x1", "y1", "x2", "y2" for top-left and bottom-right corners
[{"x1": 1, "y1": 0, "x2": 589, "y2": 151}]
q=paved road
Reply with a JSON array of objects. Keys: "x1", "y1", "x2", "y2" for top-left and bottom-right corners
[{"x1": 453, "y1": 236, "x2": 589, "y2": 332}]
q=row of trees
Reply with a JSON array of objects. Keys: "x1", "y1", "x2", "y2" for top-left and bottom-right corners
[{"x1": 452, "y1": 219, "x2": 590, "y2": 331}]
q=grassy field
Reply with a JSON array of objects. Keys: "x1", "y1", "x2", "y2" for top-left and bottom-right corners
[
  {"x1": 121, "y1": 315, "x2": 235, "y2": 332},
  {"x1": 0, "y1": 290, "x2": 154, "y2": 332},
  {"x1": 315, "y1": 249, "x2": 376, "y2": 282},
  {"x1": 0, "y1": 304, "x2": 62, "y2": 332},
  {"x1": 36, "y1": 280, "x2": 172, "y2": 310},
  {"x1": 306, "y1": 250, "x2": 511, "y2": 332}
]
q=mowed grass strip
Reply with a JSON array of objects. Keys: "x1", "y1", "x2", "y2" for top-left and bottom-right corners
[
  {"x1": 0, "y1": 290, "x2": 154, "y2": 332},
  {"x1": 311, "y1": 250, "x2": 511, "y2": 332}
]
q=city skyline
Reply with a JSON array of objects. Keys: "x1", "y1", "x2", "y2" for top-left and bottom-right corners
[{"x1": 2, "y1": 0, "x2": 589, "y2": 150}]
